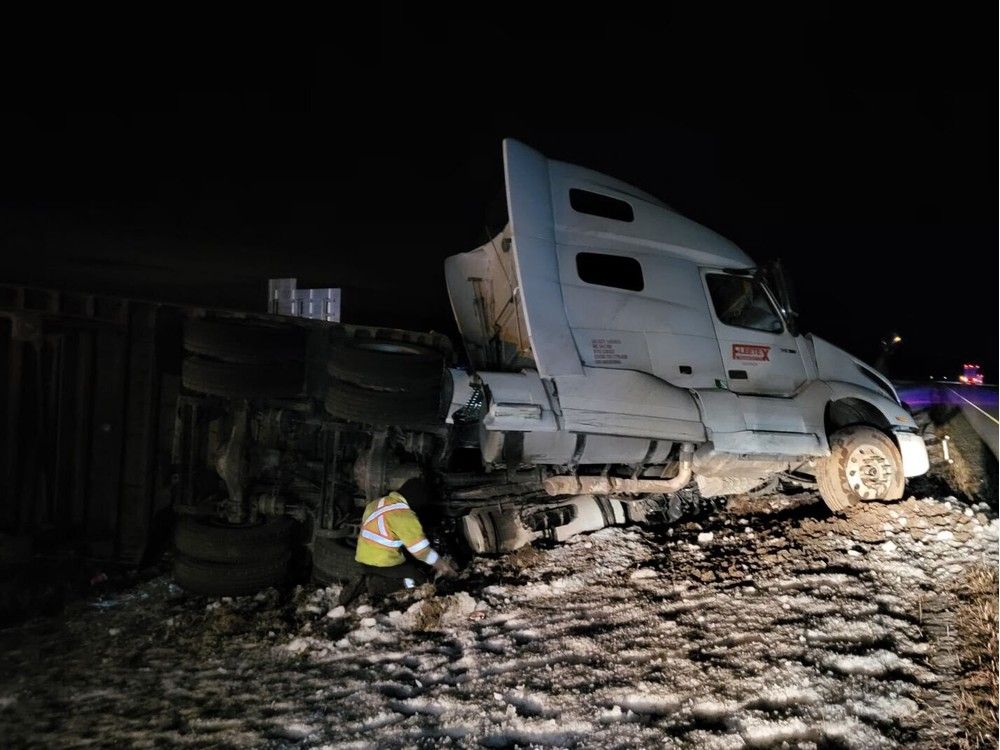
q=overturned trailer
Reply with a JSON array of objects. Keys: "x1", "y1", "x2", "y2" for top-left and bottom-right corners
[{"x1": 0, "y1": 286, "x2": 180, "y2": 565}]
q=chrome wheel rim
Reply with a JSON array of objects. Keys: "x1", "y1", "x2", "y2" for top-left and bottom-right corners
[{"x1": 845, "y1": 444, "x2": 896, "y2": 500}]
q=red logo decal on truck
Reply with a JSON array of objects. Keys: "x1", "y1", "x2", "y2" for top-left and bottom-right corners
[{"x1": 732, "y1": 344, "x2": 770, "y2": 362}]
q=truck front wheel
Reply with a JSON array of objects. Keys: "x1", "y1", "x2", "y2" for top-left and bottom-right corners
[{"x1": 816, "y1": 425, "x2": 905, "y2": 512}]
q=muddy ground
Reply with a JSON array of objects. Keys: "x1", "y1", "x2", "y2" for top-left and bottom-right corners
[{"x1": 0, "y1": 427, "x2": 996, "y2": 749}]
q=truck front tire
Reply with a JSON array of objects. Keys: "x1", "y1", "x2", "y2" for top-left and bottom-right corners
[{"x1": 816, "y1": 425, "x2": 905, "y2": 512}]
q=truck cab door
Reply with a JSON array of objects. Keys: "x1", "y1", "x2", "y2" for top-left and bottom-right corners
[{"x1": 701, "y1": 270, "x2": 808, "y2": 396}]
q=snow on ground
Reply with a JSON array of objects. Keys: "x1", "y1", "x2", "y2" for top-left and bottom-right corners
[{"x1": 0, "y1": 488, "x2": 996, "y2": 748}]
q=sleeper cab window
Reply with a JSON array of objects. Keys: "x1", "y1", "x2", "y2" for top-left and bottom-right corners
[
  {"x1": 705, "y1": 273, "x2": 783, "y2": 333},
  {"x1": 576, "y1": 252, "x2": 644, "y2": 292},
  {"x1": 569, "y1": 188, "x2": 635, "y2": 222}
]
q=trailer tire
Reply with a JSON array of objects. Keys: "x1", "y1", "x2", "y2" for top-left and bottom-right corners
[
  {"x1": 327, "y1": 339, "x2": 443, "y2": 392},
  {"x1": 182, "y1": 356, "x2": 304, "y2": 398},
  {"x1": 335, "y1": 327, "x2": 453, "y2": 358},
  {"x1": 174, "y1": 517, "x2": 293, "y2": 564},
  {"x1": 173, "y1": 554, "x2": 290, "y2": 597},
  {"x1": 324, "y1": 378, "x2": 442, "y2": 426},
  {"x1": 311, "y1": 538, "x2": 360, "y2": 585},
  {"x1": 816, "y1": 425, "x2": 905, "y2": 512},
  {"x1": 184, "y1": 319, "x2": 307, "y2": 363}
]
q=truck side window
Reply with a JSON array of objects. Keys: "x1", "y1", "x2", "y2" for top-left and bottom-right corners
[
  {"x1": 706, "y1": 274, "x2": 783, "y2": 333},
  {"x1": 576, "y1": 252, "x2": 644, "y2": 292},
  {"x1": 569, "y1": 189, "x2": 635, "y2": 222}
]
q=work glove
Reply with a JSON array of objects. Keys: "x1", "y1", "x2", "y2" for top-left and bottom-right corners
[{"x1": 432, "y1": 556, "x2": 459, "y2": 578}]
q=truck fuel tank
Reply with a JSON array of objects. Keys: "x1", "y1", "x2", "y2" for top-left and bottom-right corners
[{"x1": 460, "y1": 495, "x2": 627, "y2": 554}]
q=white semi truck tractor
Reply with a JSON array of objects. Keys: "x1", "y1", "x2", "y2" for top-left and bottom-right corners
[{"x1": 170, "y1": 139, "x2": 929, "y2": 595}]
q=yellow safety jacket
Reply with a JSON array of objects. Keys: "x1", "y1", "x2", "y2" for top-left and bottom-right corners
[{"x1": 355, "y1": 491, "x2": 440, "y2": 567}]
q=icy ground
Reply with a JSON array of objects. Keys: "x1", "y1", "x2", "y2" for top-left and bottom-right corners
[{"x1": 1, "y1": 489, "x2": 997, "y2": 749}]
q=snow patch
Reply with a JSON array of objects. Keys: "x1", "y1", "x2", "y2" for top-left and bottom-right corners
[
  {"x1": 750, "y1": 686, "x2": 821, "y2": 709},
  {"x1": 481, "y1": 719, "x2": 593, "y2": 748},
  {"x1": 685, "y1": 730, "x2": 747, "y2": 749},
  {"x1": 360, "y1": 712, "x2": 402, "y2": 731},
  {"x1": 691, "y1": 700, "x2": 737, "y2": 721},
  {"x1": 277, "y1": 722, "x2": 315, "y2": 740},
  {"x1": 629, "y1": 567, "x2": 658, "y2": 580},
  {"x1": 617, "y1": 693, "x2": 681, "y2": 715},
  {"x1": 392, "y1": 591, "x2": 479, "y2": 631},
  {"x1": 739, "y1": 717, "x2": 812, "y2": 746},
  {"x1": 391, "y1": 698, "x2": 446, "y2": 716},
  {"x1": 805, "y1": 618, "x2": 886, "y2": 645},
  {"x1": 847, "y1": 694, "x2": 920, "y2": 722},
  {"x1": 284, "y1": 637, "x2": 311, "y2": 655},
  {"x1": 503, "y1": 690, "x2": 552, "y2": 717},
  {"x1": 822, "y1": 650, "x2": 931, "y2": 682}
]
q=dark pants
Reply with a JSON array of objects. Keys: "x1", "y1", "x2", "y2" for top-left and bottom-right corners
[
  {"x1": 360, "y1": 560, "x2": 429, "y2": 595},
  {"x1": 338, "y1": 559, "x2": 430, "y2": 605}
]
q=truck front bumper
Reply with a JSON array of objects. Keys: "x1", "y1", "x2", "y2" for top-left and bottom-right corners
[{"x1": 896, "y1": 431, "x2": 930, "y2": 478}]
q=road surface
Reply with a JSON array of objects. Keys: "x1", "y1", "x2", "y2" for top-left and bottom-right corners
[
  {"x1": 896, "y1": 382, "x2": 998, "y2": 457},
  {"x1": 946, "y1": 385, "x2": 999, "y2": 457}
]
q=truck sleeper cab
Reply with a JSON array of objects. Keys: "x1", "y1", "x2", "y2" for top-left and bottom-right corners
[{"x1": 445, "y1": 139, "x2": 929, "y2": 517}]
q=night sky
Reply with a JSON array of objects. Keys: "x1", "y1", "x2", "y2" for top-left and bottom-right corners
[{"x1": 1, "y1": 7, "x2": 996, "y2": 379}]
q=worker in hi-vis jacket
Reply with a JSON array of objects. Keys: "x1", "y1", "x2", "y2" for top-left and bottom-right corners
[{"x1": 347, "y1": 477, "x2": 457, "y2": 599}]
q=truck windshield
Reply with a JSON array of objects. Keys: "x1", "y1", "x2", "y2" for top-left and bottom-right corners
[{"x1": 706, "y1": 273, "x2": 784, "y2": 333}]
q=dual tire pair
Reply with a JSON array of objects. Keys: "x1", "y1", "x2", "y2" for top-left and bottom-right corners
[
  {"x1": 181, "y1": 319, "x2": 447, "y2": 427},
  {"x1": 173, "y1": 516, "x2": 293, "y2": 596},
  {"x1": 181, "y1": 319, "x2": 306, "y2": 398},
  {"x1": 173, "y1": 519, "x2": 361, "y2": 595},
  {"x1": 323, "y1": 336, "x2": 446, "y2": 426}
]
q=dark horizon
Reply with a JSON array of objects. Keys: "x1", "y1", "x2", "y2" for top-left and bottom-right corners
[{"x1": 1, "y1": 7, "x2": 996, "y2": 380}]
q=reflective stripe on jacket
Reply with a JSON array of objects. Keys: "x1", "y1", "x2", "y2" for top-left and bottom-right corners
[{"x1": 355, "y1": 491, "x2": 440, "y2": 567}]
